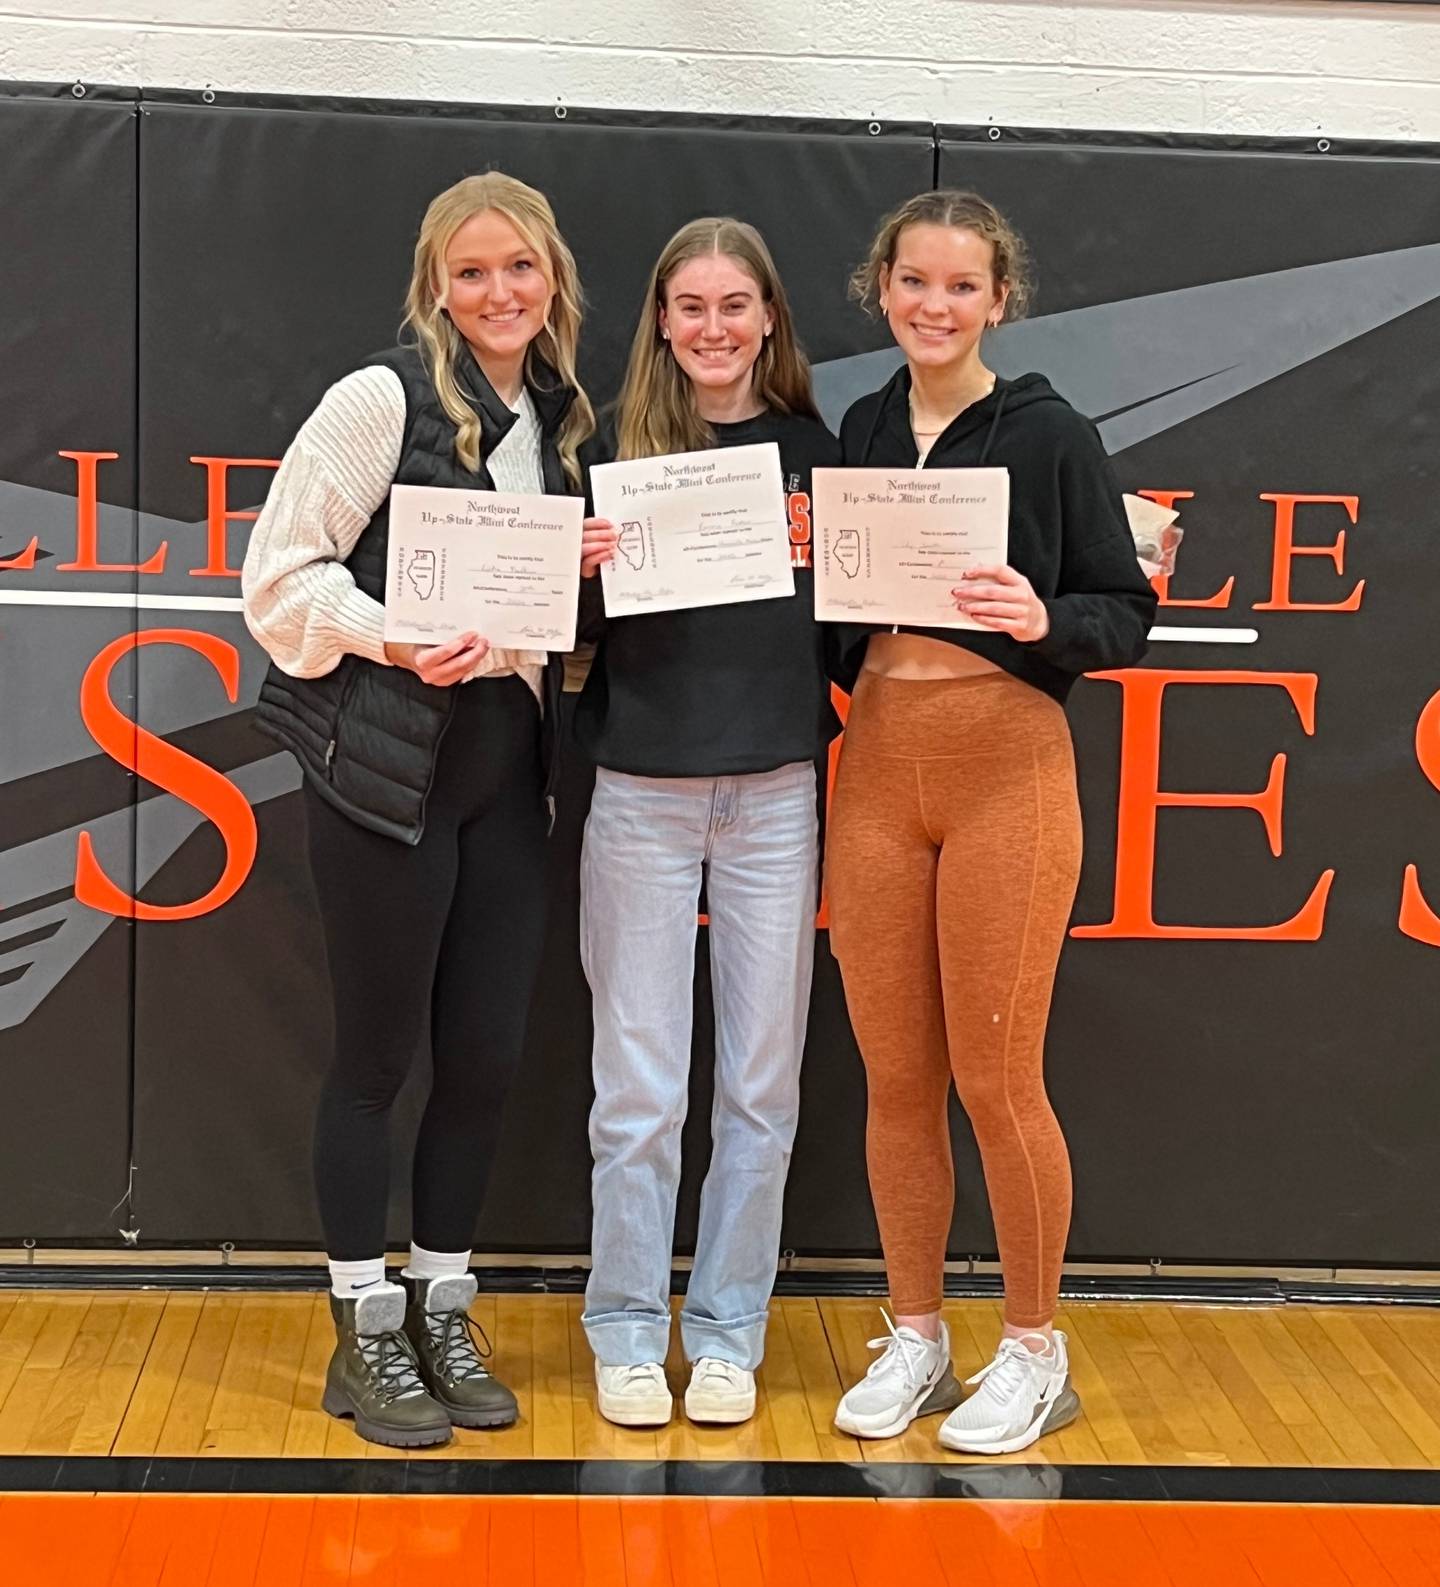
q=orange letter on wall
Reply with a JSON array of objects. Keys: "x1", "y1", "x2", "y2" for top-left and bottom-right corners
[
  {"x1": 0, "y1": 533, "x2": 38, "y2": 569},
  {"x1": 1253, "y1": 493, "x2": 1363, "y2": 612},
  {"x1": 815, "y1": 683, "x2": 850, "y2": 930},
  {"x1": 1072, "y1": 669, "x2": 1335, "y2": 940},
  {"x1": 1139, "y1": 490, "x2": 1235, "y2": 609},
  {"x1": 56, "y1": 451, "x2": 167, "y2": 574},
  {"x1": 75, "y1": 629, "x2": 258, "y2": 921},
  {"x1": 188, "y1": 456, "x2": 280, "y2": 577},
  {"x1": 1399, "y1": 689, "x2": 1440, "y2": 947}
]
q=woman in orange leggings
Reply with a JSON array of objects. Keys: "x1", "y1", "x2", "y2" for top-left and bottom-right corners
[{"x1": 828, "y1": 191, "x2": 1157, "y2": 1455}]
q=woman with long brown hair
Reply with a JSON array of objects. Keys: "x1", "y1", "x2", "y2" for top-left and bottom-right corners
[
  {"x1": 827, "y1": 190, "x2": 1156, "y2": 1455},
  {"x1": 575, "y1": 218, "x2": 841, "y2": 1428},
  {"x1": 243, "y1": 172, "x2": 596, "y2": 1448}
]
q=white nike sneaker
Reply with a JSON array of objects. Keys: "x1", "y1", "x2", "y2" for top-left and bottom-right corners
[
  {"x1": 938, "y1": 1330, "x2": 1080, "y2": 1455},
  {"x1": 833, "y1": 1313, "x2": 963, "y2": 1439},
  {"x1": 595, "y1": 1361, "x2": 673, "y2": 1427},
  {"x1": 684, "y1": 1357, "x2": 756, "y2": 1424}
]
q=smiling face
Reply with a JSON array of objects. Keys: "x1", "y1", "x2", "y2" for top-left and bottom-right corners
[
  {"x1": 440, "y1": 208, "x2": 554, "y2": 370},
  {"x1": 880, "y1": 222, "x2": 1007, "y2": 372},
  {"x1": 658, "y1": 251, "x2": 774, "y2": 407}
]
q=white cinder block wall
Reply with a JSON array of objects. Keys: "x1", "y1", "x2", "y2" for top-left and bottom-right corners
[{"x1": 2, "y1": 1, "x2": 1438, "y2": 141}]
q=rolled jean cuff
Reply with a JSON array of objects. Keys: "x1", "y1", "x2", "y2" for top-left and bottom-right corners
[
  {"x1": 679, "y1": 1307, "x2": 770, "y2": 1372},
  {"x1": 583, "y1": 1308, "x2": 671, "y2": 1368}
]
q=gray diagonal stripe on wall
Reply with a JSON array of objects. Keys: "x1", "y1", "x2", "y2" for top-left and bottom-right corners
[{"x1": 813, "y1": 242, "x2": 1440, "y2": 452}]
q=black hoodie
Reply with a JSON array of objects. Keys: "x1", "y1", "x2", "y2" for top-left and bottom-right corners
[
  {"x1": 575, "y1": 409, "x2": 842, "y2": 777},
  {"x1": 834, "y1": 367, "x2": 1157, "y2": 703}
]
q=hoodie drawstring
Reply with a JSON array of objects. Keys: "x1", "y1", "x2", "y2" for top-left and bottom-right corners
[
  {"x1": 978, "y1": 386, "x2": 1008, "y2": 466},
  {"x1": 858, "y1": 365, "x2": 906, "y2": 464}
]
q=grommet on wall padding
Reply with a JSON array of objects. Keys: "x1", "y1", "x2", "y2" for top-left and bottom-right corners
[
  {"x1": 555, "y1": 104, "x2": 567, "y2": 120},
  {"x1": 868, "y1": 121, "x2": 881, "y2": 136},
  {"x1": 71, "y1": 82, "x2": 86, "y2": 99},
  {"x1": 202, "y1": 87, "x2": 216, "y2": 105},
  {"x1": 988, "y1": 125, "x2": 1002, "y2": 141},
  {"x1": 1317, "y1": 137, "x2": 1331, "y2": 153}
]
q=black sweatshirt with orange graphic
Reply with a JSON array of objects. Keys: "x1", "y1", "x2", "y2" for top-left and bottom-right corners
[{"x1": 576, "y1": 410, "x2": 842, "y2": 777}]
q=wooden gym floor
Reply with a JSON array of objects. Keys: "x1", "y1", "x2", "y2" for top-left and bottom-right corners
[{"x1": 2, "y1": 1288, "x2": 1439, "y2": 1583}]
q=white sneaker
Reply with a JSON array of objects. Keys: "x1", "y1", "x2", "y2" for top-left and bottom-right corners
[
  {"x1": 684, "y1": 1357, "x2": 756, "y2": 1424},
  {"x1": 595, "y1": 1361, "x2": 672, "y2": 1427},
  {"x1": 938, "y1": 1331, "x2": 1080, "y2": 1455},
  {"x1": 833, "y1": 1313, "x2": 963, "y2": 1439}
]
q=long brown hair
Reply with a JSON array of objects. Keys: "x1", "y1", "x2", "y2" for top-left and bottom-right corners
[
  {"x1": 402, "y1": 172, "x2": 595, "y2": 487},
  {"x1": 616, "y1": 217, "x2": 819, "y2": 460},
  {"x1": 850, "y1": 189, "x2": 1034, "y2": 323}
]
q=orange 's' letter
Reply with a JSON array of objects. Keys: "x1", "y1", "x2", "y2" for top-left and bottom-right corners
[
  {"x1": 75, "y1": 630, "x2": 257, "y2": 920},
  {"x1": 1400, "y1": 690, "x2": 1440, "y2": 947}
]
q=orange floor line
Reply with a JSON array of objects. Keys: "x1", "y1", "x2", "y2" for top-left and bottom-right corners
[{"x1": 4, "y1": 1493, "x2": 1440, "y2": 1585}]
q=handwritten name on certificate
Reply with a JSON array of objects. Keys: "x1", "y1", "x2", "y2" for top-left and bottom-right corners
[
  {"x1": 590, "y1": 442, "x2": 795, "y2": 618},
  {"x1": 812, "y1": 467, "x2": 1009, "y2": 630},
  {"x1": 383, "y1": 485, "x2": 584, "y2": 651}
]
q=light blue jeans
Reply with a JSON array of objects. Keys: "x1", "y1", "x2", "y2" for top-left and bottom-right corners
[{"x1": 580, "y1": 760, "x2": 818, "y2": 1371}]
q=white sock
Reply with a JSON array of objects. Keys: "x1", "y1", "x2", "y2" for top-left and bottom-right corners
[
  {"x1": 403, "y1": 1243, "x2": 471, "y2": 1283},
  {"x1": 328, "y1": 1256, "x2": 388, "y2": 1299}
]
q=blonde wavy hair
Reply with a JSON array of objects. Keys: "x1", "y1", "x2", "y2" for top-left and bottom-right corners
[
  {"x1": 850, "y1": 189, "x2": 1034, "y2": 323},
  {"x1": 402, "y1": 172, "x2": 594, "y2": 487},
  {"x1": 616, "y1": 217, "x2": 820, "y2": 460}
]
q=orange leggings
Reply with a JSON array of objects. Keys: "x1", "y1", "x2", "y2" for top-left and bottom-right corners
[{"x1": 826, "y1": 670, "x2": 1082, "y2": 1328}]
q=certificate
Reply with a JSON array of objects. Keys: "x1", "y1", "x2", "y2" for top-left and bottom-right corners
[
  {"x1": 383, "y1": 484, "x2": 584, "y2": 651},
  {"x1": 812, "y1": 467, "x2": 1009, "y2": 629},
  {"x1": 590, "y1": 442, "x2": 795, "y2": 617}
]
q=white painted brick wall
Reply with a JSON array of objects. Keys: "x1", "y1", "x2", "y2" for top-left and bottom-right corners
[{"x1": 1, "y1": 1, "x2": 1438, "y2": 140}]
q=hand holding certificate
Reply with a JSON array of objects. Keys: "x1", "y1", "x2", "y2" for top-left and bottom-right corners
[
  {"x1": 590, "y1": 442, "x2": 795, "y2": 617},
  {"x1": 383, "y1": 484, "x2": 584, "y2": 651},
  {"x1": 812, "y1": 467, "x2": 1009, "y2": 629}
]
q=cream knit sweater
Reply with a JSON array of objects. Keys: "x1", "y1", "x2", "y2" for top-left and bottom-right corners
[{"x1": 241, "y1": 364, "x2": 546, "y2": 701}]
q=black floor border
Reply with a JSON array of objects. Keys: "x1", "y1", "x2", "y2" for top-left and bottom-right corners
[
  {"x1": 2, "y1": 1456, "x2": 1438, "y2": 1507},
  {"x1": 3, "y1": 1265, "x2": 1438, "y2": 1309}
]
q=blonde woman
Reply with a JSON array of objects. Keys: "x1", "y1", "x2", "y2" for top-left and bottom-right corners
[
  {"x1": 243, "y1": 173, "x2": 597, "y2": 1448},
  {"x1": 575, "y1": 219, "x2": 841, "y2": 1428}
]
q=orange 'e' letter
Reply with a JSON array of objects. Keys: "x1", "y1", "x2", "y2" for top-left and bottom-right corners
[
  {"x1": 1399, "y1": 690, "x2": 1440, "y2": 947},
  {"x1": 1072, "y1": 669, "x2": 1335, "y2": 940},
  {"x1": 1253, "y1": 493, "x2": 1363, "y2": 612},
  {"x1": 57, "y1": 451, "x2": 167, "y2": 574},
  {"x1": 75, "y1": 630, "x2": 258, "y2": 920},
  {"x1": 188, "y1": 456, "x2": 280, "y2": 577}
]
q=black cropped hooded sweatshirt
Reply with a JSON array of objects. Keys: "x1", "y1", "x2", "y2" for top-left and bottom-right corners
[{"x1": 833, "y1": 367, "x2": 1157, "y2": 702}]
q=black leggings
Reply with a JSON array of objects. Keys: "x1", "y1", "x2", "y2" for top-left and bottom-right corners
[{"x1": 304, "y1": 674, "x2": 549, "y2": 1261}]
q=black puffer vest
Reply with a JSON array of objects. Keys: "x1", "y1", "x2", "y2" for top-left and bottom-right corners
[{"x1": 255, "y1": 342, "x2": 576, "y2": 845}]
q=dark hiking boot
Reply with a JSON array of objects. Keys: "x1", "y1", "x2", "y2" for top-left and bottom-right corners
[
  {"x1": 402, "y1": 1273, "x2": 519, "y2": 1429},
  {"x1": 321, "y1": 1284, "x2": 452, "y2": 1448}
]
